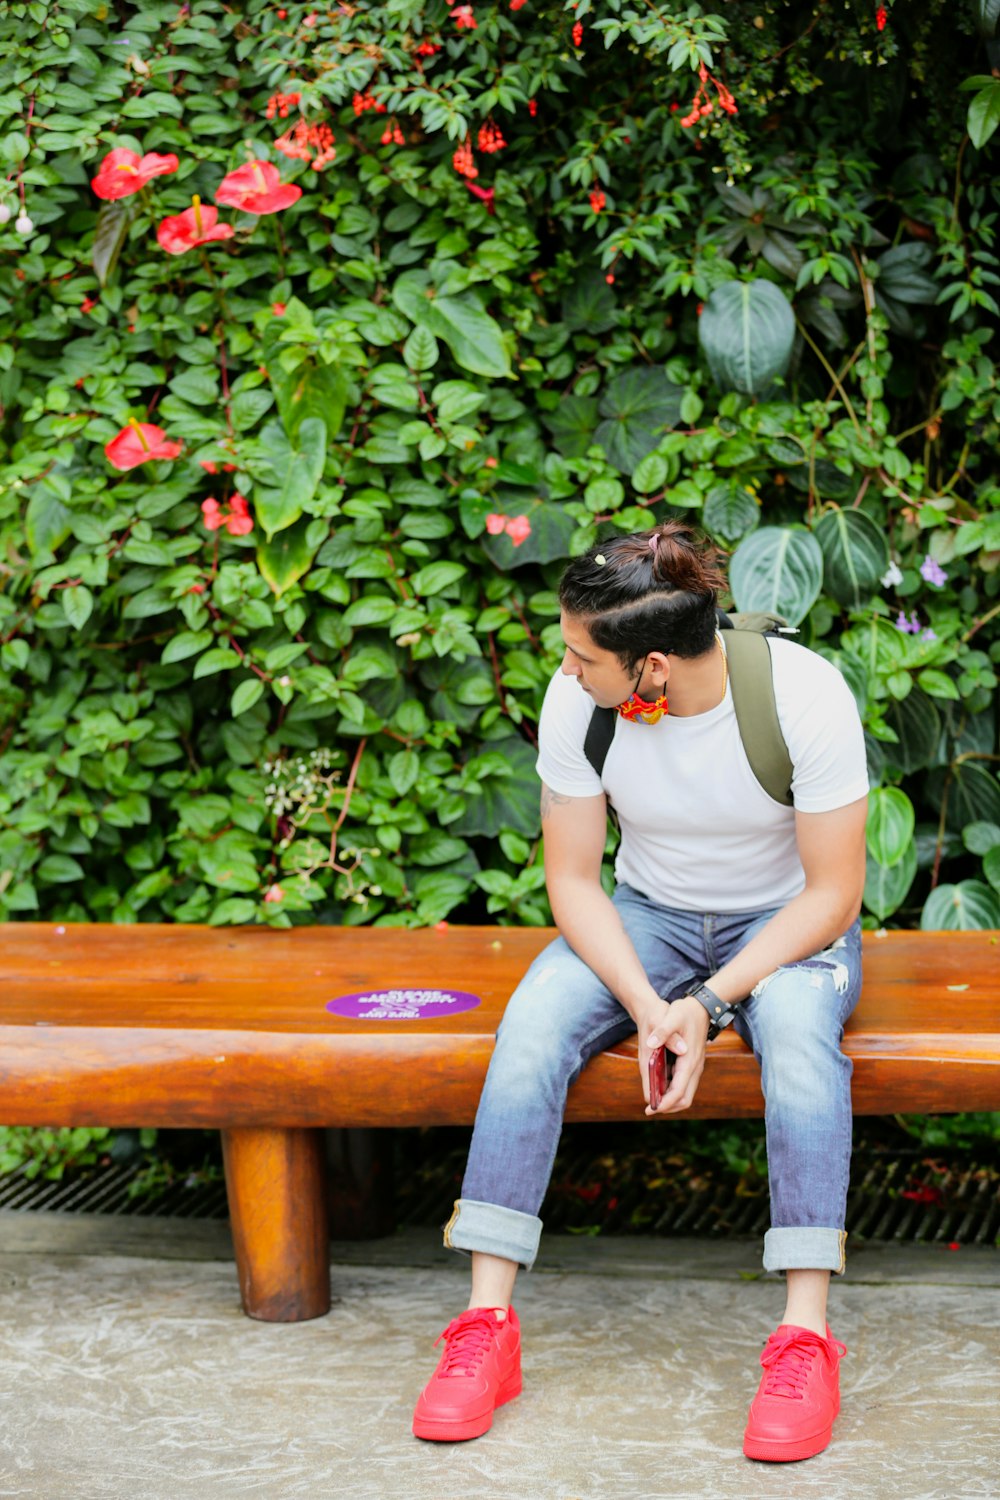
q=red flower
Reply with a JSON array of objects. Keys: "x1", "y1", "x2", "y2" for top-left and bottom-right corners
[
  {"x1": 266, "y1": 90, "x2": 301, "y2": 119},
  {"x1": 477, "y1": 120, "x2": 506, "y2": 153},
  {"x1": 528, "y1": 98, "x2": 537, "y2": 117},
  {"x1": 466, "y1": 182, "x2": 495, "y2": 214},
  {"x1": 157, "y1": 196, "x2": 235, "y2": 255},
  {"x1": 203, "y1": 493, "x2": 253, "y2": 535},
  {"x1": 451, "y1": 4, "x2": 477, "y2": 28},
  {"x1": 105, "y1": 419, "x2": 183, "y2": 470},
  {"x1": 215, "y1": 160, "x2": 302, "y2": 215},
  {"x1": 225, "y1": 493, "x2": 254, "y2": 536},
  {"x1": 415, "y1": 41, "x2": 441, "y2": 55},
  {"x1": 506, "y1": 515, "x2": 531, "y2": 546},
  {"x1": 272, "y1": 301, "x2": 287, "y2": 315},
  {"x1": 485, "y1": 513, "x2": 507, "y2": 535},
  {"x1": 484, "y1": 456, "x2": 498, "y2": 467},
  {"x1": 572, "y1": 19, "x2": 583, "y2": 45},
  {"x1": 91, "y1": 148, "x2": 179, "y2": 201},
  {"x1": 264, "y1": 884, "x2": 285, "y2": 903},
  {"x1": 589, "y1": 189, "x2": 606, "y2": 213},
  {"x1": 81, "y1": 297, "x2": 97, "y2": 313},
  {"x1": 452, "y1": 140, "x2": 478, "y2": 179},
  {"x1": 202, "y1": 497, "x2": 225, "y2": 531},
  {"x1": 511, "y1": 0, "x2": 528, "y2": 8},
  {"x1": 605, "y1": 273, "x2": 615, "y2": 284},
  {"x1": 876, "y1": 5, "x2": 887, "y2": 29}
]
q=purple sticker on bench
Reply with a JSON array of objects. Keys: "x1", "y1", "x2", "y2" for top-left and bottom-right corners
[{"x1": 326, "y1": 988, "x2": 481, "y2": 1020}]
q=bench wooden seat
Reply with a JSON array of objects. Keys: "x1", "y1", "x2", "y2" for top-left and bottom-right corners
[{"x1": 2, "y1": 923, "x2": 998, "y2": 1322}]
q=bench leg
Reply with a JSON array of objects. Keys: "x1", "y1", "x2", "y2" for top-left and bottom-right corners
[
  {"x1": 221, "y1": 1126, "x2": 330, "y2": 1323},
  {"x1": 326, "y1": 1128, "x2": 396, "y2": 1239}
]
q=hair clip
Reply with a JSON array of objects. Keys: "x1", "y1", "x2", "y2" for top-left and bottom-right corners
[
  {"x1": 595, "y1": 554, "x2": 606, "y2": 566},
  {"x1": 648, "y1": 534, "x2": 658, "y2": 552}
]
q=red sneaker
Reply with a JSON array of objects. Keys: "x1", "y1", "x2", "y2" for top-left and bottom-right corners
[
  {"x1": 412, "y1": 1306, "x2": 522, "y2": 1442},
  {"x1": 743, "y1": 1323, "x2": 847, "y2": 1462}
]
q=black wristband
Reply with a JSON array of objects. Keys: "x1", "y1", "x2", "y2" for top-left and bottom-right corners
[{"x1": 689, "y1": 982, "x2": 739, "y2": 1041}]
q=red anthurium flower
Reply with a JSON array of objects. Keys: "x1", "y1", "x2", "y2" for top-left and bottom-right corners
[
  {"x1": 105, "y1": 418, "x2": 183, "y2": 470},
  {"x1": 91, "y1": 148, "x2": 179, "y2": 201},
  {"x1": 157, "y1": 196, "x2": 235, "y2": 255},
  {"x1": 215, "y1": 160, "x2": 302, "y2": 215}
]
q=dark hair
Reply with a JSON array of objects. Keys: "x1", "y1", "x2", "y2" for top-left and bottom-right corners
[{"x1": 558, "y1": 521, "x2": 727, "y2": 673}]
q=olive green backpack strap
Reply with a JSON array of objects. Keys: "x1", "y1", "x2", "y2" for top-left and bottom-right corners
[{"x1": 723, "y1": 630, "x2": 795, "y2": 807}]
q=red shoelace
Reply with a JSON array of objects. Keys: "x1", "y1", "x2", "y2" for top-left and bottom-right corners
[
  {"x1": 759, "y1": 1328, "x2": 847, "y2": 1400},
  {"x1": 434, "y1": 1309, "x2": 505, "y2": 1378}
]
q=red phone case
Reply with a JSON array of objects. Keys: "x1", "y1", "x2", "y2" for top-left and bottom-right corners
[{"x1": 648, "y1": 1045, "x2": 673, "y2": 1110}]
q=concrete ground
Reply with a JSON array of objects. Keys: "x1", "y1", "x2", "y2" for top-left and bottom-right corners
[{"x1": 0, "y1": 1215, "x2": 997, "y2": 1500}]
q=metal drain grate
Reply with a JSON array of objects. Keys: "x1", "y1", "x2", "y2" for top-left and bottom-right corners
[{"x1": 3, "y1": 1146, "x2": 998, "y2": 1247}]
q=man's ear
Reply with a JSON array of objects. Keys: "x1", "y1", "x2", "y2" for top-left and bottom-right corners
[{"x1": 647, "y1": 651, "x2": 672, "y2": 684}]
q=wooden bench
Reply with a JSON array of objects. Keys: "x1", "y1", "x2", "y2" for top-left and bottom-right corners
[{"x1": 2, "y1": 923, "x2": 998, "y2": 1322}]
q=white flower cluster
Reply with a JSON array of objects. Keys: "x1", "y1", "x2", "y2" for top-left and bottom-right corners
[{"x1": 262, "y1": 748, "x2": 341, "y2": 818}]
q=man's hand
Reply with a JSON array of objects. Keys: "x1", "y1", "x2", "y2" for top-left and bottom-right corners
[{"x1": 641, "y1": 996, "x2": 711, "y2": 1115}]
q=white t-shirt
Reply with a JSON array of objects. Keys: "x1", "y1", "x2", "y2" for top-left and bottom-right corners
[{"x1": 534, "y1": 636, "x2": 869, "y2": 913}]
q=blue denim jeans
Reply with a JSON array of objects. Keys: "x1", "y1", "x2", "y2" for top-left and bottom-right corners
[{"x1": 444, "y1": 882, "x2": 863, "y2": 1276}]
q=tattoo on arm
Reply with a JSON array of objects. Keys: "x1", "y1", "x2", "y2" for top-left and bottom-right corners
[{"x1": 540, "y1": 783, "x2": 573, "y2": 821}]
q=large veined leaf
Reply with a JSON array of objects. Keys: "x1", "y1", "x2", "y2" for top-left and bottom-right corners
[
  {"x1": 921, "y1": 880, "x2": 1000, "y2": 931},
  {"x1": 463, "y1": 492, "x2": 576, "y2": 570},
  {"x1": 702, "y1": 481, "x2": 760, "y2": 545},
  {"x1": 863, "y1": 842, "x2": 917, "y2": 921},
  {"x1": 935, "y1": 761, "x2": 1000, "y2": 833},
  {"x1": 419, "y1": 656, "x2": 496, "y2": 731},
  {"x1": 452, "y1": 736, "x2": 540, "y2": 837},
  {"x1": 729, "y1": 526, "x2": 823, "y2": 625},
  {"x1": 92, "y1": 201, "x2": 130, "y2": 287},
  {"x1": 975, "y1": 0, "x2": 1000, "y2": 37},
  {"x1": 881, "y1": 689, "x2": 942, "y2": 774},
  {"x1": 814, "y1": 509, "x2": 889, "y2": 609},
  {"x1": 595, "y1": 367, "x2": 683, "y2": 473},
  {"x1": 542, "y1": 395, "x2": 599, "y2": 458},
  {"x1": 866, "y1": 787, "x2": 915, "y2": 867},
  {"x1": 698, "y1": 280, "x2": 795, "y2": 395},
  {"x1": 256, "y1": 517, "x2": 320, "y2": 595},
  {"x1": 254, "y1": 418, "x2": 326, "y2": 539},
  {"x1": 562, "y1": 272, "x2": 618, "y2": 334},
  {"x1": 786, "y1": 459, "x2": 854, "y2": 500}
]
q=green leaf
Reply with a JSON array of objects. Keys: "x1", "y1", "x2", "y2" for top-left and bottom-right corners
[
  {"x1": 963, "y1": 821, "x2": 1000, "y2": 855},
  {"x1": 410, "y1": 561, "x2": 466, "y2": 595},
  {"x1": 36, "y1": 854, "x2": 84, "y2": 884},
  {"x1": 231, "y1": 678, "x2": 265, "y2": 716},
  {"x1": 917, "y1": 668, "x2": 960, "y2": 700},
  {"x1": 452, "y1": 737, "x2": 540, "y2": 837},
  {"x1": 595, "y1": 367, "x2": 684, "y2": 474},
  {"x1": 729, "y1": 526, "x2": 824, "y2": 625},
  {"x1": 199, "y1": 830, "x2": 260, "y2": 893},
  {"x1": 699, "y1": 280, "x2": 795, "y2": 395},
  {"x1": 170, "y1": 366, "x2": 220, "y2": 405},
  {"x1": 984, "y1": 845, "x2": 1000, "y2": 892},
  {"x1": 162, "y1": 630, "x2": 213, "y2": 664},
  {"x1": 256, "y1": 517, "x2": 320, "y2": 595},
  {"x1": 631, "y1": 452, "x2": 668, "y2": 495},
  {"x1": 814, "y1": 509, "x2": 889, "y2": 609},
  {"x1": 25, "y1": 488, "x2": 73, "y2": 555},
  {"x1": 702, "y1": 482, "x2": 760, "y2": 545},
  {"x1": 562, "y1": 272, "x2": 618, "y2": 333},
  {"x1": 967, "y1": 81, "x2": 1000, "y2": 149},
  {"x1": 422, "y1": 294, "x2": 512, "y2": 379},
  {"x1": 863, "y1": 842, "x2": 917, "y2": 922},
  {"x1": 880, "y1": 689, "x2": 942, "y2": 773},
  {"x1": 254, "y1": 417, "x2": 327, "y2": 539},
  {"x1": 192, "y1": 647, "x2": 242, "y2": 679},
  {"x1": 388, "y1": 749, "x2": 420, "y2": 796},
  {"x1": 92, "y1": 202, "x2": 130, "y2": 288},
  {"x1": 921, "y1": 880, "x2": 1000, "y2": 931},
  {"x1": 542, "y1": 395, "x2": 600, "y2": 459},
  {"x1": 866, "y1": 787, "x2": 915, "y2": 867},
  {"x1": 343, "y1": 594, "x2": 398, "y2": 627},
  {"x1": 403, "y1": 326, "x2": 439, "y2": 371},
  {"x1": 61, "y1": 586, "x2": 94, "y2": 631}
]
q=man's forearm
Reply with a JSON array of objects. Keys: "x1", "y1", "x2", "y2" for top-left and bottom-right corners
[
  {"x1": 548, "y1": 877, "x2": 660, "y2": 1022},
  {"x1": 707, "y1": 886, "x2": 861, "y2": 1007}
]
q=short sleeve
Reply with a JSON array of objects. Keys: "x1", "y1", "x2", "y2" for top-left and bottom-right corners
[
  {"x1": 772, "y1": 642, "x2": 870, "y2": 814},
  {"x1": 534, "y1": 669, "x2": 606, "y2": 798}
]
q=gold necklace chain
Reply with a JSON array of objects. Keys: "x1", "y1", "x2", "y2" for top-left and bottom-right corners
[{"x1": 716, "y1": 631, "x2": 728, "y2": 700}]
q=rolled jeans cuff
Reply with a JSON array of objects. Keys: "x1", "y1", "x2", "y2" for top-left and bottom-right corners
[
  {"x1": 443, "y1": 1198, "x2": 543, "y2": 1271},
  {"x1": 763, "y1": 1227, "x2": 848, "y2": 1276}
]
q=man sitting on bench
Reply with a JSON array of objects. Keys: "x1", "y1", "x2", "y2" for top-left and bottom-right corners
[{"x1": 412, "y1": 521, "x2": 869, "y2": 1464}]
